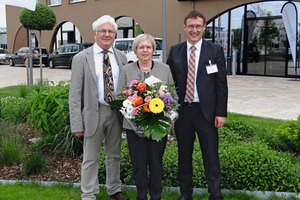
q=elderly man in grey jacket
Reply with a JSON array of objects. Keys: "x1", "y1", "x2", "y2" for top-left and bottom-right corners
[{"x1": 69, "y1": 15, "x2": 128, "y2": 200}]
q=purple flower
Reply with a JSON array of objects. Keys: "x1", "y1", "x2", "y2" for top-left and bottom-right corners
[{"x1": 160, "y1": 93, "x2": 173, "y2": 107}]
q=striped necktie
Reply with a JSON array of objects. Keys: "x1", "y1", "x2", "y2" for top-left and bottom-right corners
[
  {"x1": 102, "y1": 50, "x2": 114, "y2": 102},
  {"x1": 185, "y1": 46, "x2": 196, "y2": 103}
]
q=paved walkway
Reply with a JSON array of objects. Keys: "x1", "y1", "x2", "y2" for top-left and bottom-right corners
[
  {"x1": 0, "y1": 65, "x2": 299, "y2": 120},
  {"x1": 0, "y1": 65, "x2": 71, "y2": 87},
  {"x1": 227, "y1": 75, "x2": 300, "y2": 120}
]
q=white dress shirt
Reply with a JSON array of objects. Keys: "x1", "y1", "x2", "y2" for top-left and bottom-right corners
[{"x1": 93, "y1": 43, "x2": 119, "y2": 105}]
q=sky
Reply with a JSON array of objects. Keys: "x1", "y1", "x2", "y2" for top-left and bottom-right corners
[{"x1": 0, "y1": 4, "x2": 6, "y2": 27}]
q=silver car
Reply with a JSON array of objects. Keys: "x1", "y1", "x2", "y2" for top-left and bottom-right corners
[{"x1": 0, "y1": 48, "x2": 10, "y2": 65}]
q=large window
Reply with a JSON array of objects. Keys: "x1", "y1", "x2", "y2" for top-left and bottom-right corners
[
  {"x1": 206, "y1": 1, "x2": 300, "y2": 77},
  {"x1": 48, "y1": 0, "x2": 61, "y2": 6},
  {"x1": 70, "y1": 0, "x2": 86, "y2": 3}
]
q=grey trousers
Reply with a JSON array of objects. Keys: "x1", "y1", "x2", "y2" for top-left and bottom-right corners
[{"x1": 81, "y1": 104, "x2": 122, "y2": 200}]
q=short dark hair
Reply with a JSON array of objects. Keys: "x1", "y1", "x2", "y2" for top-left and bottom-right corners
[{"x1": 184, "y1": 10, "x2": 206, "y2": 25}]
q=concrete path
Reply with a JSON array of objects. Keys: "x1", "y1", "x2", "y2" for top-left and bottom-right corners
[
  {"x1": 228, "y1": 75, "x2": 300, "y2": 120},
  {"x1": 0, "y1": 64, "x2": 299, "y2": 120}
]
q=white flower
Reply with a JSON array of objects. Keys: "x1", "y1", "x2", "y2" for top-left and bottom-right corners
[
  {"x1": 126, "y1": 105, "x2": 134, "y2": 114},
  {"x1": 123, "y1": 99, "x2": 132, "y2": 108},
  {"x1": 159, "y1": 85, "x2": 168, "y2": 94}
]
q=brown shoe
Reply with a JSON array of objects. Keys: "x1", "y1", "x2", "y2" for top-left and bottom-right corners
[{"x1": 109, "y1": 192, "x2": 129, "y2": 200}]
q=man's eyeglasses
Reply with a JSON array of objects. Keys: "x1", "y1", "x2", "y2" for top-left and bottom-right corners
[
  {"x1": 186, "y1": 25, "x2": 205, "y2": 30},
  {"x1": 96, "y1": 29, "x2": 115, "y2": 35}
]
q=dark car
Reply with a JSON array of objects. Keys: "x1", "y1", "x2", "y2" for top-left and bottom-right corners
[
  {"x1": 9, "y1": 47, "x2": 40, "y2": 67},
  {"x1": 48, "y1": 43, "x2": 93, "y2": 69},
  {"x1": 34, "y1": 47, "x2": 50, "y2": 67}
]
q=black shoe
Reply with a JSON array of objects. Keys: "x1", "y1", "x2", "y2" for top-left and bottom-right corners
[
  {"x1": 178, "y1": 195, "x2": 193, "y2": 200},
  {"x1": 109, "y1": 192, "x2": 129, "y2": 200}
]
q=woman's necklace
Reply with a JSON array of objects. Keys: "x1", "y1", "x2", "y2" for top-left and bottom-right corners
[
  {"x1": 138, "y1": 62, "x2": 152, "y2": 73},
  {"x1": 140, "y1": 67, "x2": 151, "y2": 73}
]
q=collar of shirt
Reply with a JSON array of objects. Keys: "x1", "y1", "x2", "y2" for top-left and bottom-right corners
[
  {"x1": 93, "y1": 43, "x2": 114, "y2": 56},
  {"x1": 186, "y1": 39, "x2": 202, "y2": 51},
  {"x1": 186, "y1": 39, "x2": 201, "y2": 66}
]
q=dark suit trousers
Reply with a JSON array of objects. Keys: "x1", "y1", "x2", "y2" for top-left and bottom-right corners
[
  {"x1": 126, "y1": 130, "x2": 167, "y2": 200},
  {"x1": 175, "y1": 104, "x2": 223, "y2": 200}
]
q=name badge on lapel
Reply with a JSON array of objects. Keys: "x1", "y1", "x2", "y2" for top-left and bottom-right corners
[{"x1": 206, "y1": 60, "x2": 218, "y2": 74}]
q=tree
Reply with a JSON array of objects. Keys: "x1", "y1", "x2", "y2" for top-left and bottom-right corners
[{"x1": 20, "y1": 3, "x2": 56, "y2": 84}]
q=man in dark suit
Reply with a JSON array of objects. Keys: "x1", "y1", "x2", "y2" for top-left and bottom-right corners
[
  {"x1": 167, "y1": 10, "x2": 228, "y2": 200},
  {"x1": 69, "y1": 15, "x2": 128, "y2": 200}
]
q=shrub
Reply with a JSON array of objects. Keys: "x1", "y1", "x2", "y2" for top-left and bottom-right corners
[
  {"x1": 162, "y1": 140, "x2": 179, "y2": 187},
  {"x1": 222, "y1": 120, "x2": 258, "y2": 142},
  {"x1": 0, "y1": 96, "x2": 28, "y2": 123},
  {"x1": 98, "y1": 139, "x2": 134, "y2": 185},
  {"x1": 0, "y1": 120, "x2": 23, "y2": 164},
  {"x1": 120, "y1": 139, "x2": 134, "y2": 185},
  {"x1": 26, "y1": 80, "x2": 70, "y2": 134},
  {"x1": 220, "y1": 141, "x2": 300, "y2": 192},
  {"x1": 22, "y1": 152, "x2": 49, "y2": 175},
  {"x1": 275, "y1": 116, "x2": 300, "y2": 155},
  {"x1": 18, "y1": 84, "x2": 33, "y2": 98},
  {"x1": 26, "y1": 80, "x2": 82, "y2": 156}
]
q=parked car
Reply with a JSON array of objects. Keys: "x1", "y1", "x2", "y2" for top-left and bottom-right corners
[
  {"x1": 48, "y1": 43, "x2": 93, "y2": 69},
  {"x1": 0, "y1": 48, "x2": 11, "y2": 65},
  {"x1": 34, "y1": 47, "x2": 50, "y2": 67},
  {"x1": 9, "y1": 47, "x2": 40, "y2": 67},
  {"x1": 113, "y1": 37, "x2": 163, "y2": 63}
]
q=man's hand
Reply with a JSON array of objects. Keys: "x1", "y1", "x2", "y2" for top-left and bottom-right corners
[
  {"x1": 214, "y1": 116, "x2": 225, "y2": 128},
  {"x1": 74, "y1": 131, "x2": 84, "y2": 137}
]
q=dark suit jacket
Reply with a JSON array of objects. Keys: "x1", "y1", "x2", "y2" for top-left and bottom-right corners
[{"x1": 167, "y1": 39, "x2": 228, "y2": 123}]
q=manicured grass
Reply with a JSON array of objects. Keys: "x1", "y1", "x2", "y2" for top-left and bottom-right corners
[
  {"x1": 0, "y1": 183, "x2": 81, "y2": 200},
  {"x1": 0, "y1": 85, "x2": 22, "y2": 99},
  {"x1": 227, "y1": 112, "x2": 285, "y2": 130},
  {"x1": 0, "y1": 182, "x2": 299, "y2": 200}
]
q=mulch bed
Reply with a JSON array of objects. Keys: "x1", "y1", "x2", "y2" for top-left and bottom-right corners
[{"x1": 0, "y1": 123, "x2": 82, "y2": 183}]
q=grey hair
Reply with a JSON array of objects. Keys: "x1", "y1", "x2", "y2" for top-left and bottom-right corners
[
  {"x1": 132, "y1": 34, "x2": 156, "y2": 55},
  {"x1": 92, "y1": 15, "x2": 118, "y2": 32}
]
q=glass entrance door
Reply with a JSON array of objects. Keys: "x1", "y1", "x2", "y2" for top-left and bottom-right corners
[{"x1": 244, "y1": 16, "x2": 288, "y2": 76}]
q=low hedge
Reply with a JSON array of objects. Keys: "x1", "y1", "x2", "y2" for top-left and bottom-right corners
[
  {"x1": 97, "y1": 138, "x2": 300, "y2": 193},
  {"x1": 220, "y1": 141, "x2": 300, "y2": 192}
]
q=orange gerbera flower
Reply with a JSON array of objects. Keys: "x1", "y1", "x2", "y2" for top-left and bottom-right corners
[
  {"x1": 132, "y1": 96, "x2": 143, "y2": 107},
  {"x1": 137, "y1": 82, "x2": 147, "y2": 93},
  {"x1": 143, "y1": 103, "x2": 151, "y2": 112}
]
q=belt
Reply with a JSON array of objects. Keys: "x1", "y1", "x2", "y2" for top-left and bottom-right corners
[{"x1": 184, "y1": 102, "x2": 200, "y2": 106}]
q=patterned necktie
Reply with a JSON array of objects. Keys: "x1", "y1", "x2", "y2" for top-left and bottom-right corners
[
  {"x1": 185, "y1": 46, "x2": 196, "y2": 103},
  {"x1": 102, "y1": 50, "x2": 114, "y2": 102}
]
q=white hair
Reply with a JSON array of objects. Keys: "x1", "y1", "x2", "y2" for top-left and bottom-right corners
[{"x1": 92, "y1": 15, "x2": 118, "y2": 32}]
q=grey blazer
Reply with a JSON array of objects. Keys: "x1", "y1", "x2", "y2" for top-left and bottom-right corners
[
  {"x1": 117, "y1": 61, "x2": 177, "y2": 130},
  {"x1": 69, "y1": 44, "x2": 127, "y2": 137}
]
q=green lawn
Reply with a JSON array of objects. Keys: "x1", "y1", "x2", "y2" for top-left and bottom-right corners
[
  {"x1": 0, "y1": 85, "x2": 22, "y2": 99},
  {"x1": 0, "y1": 182, "x2": 299, "y2": 200}
]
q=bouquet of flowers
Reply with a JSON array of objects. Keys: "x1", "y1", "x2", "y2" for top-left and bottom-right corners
[{"x1": 110, "y1": 76, "x2": 179, "y2": 141}]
